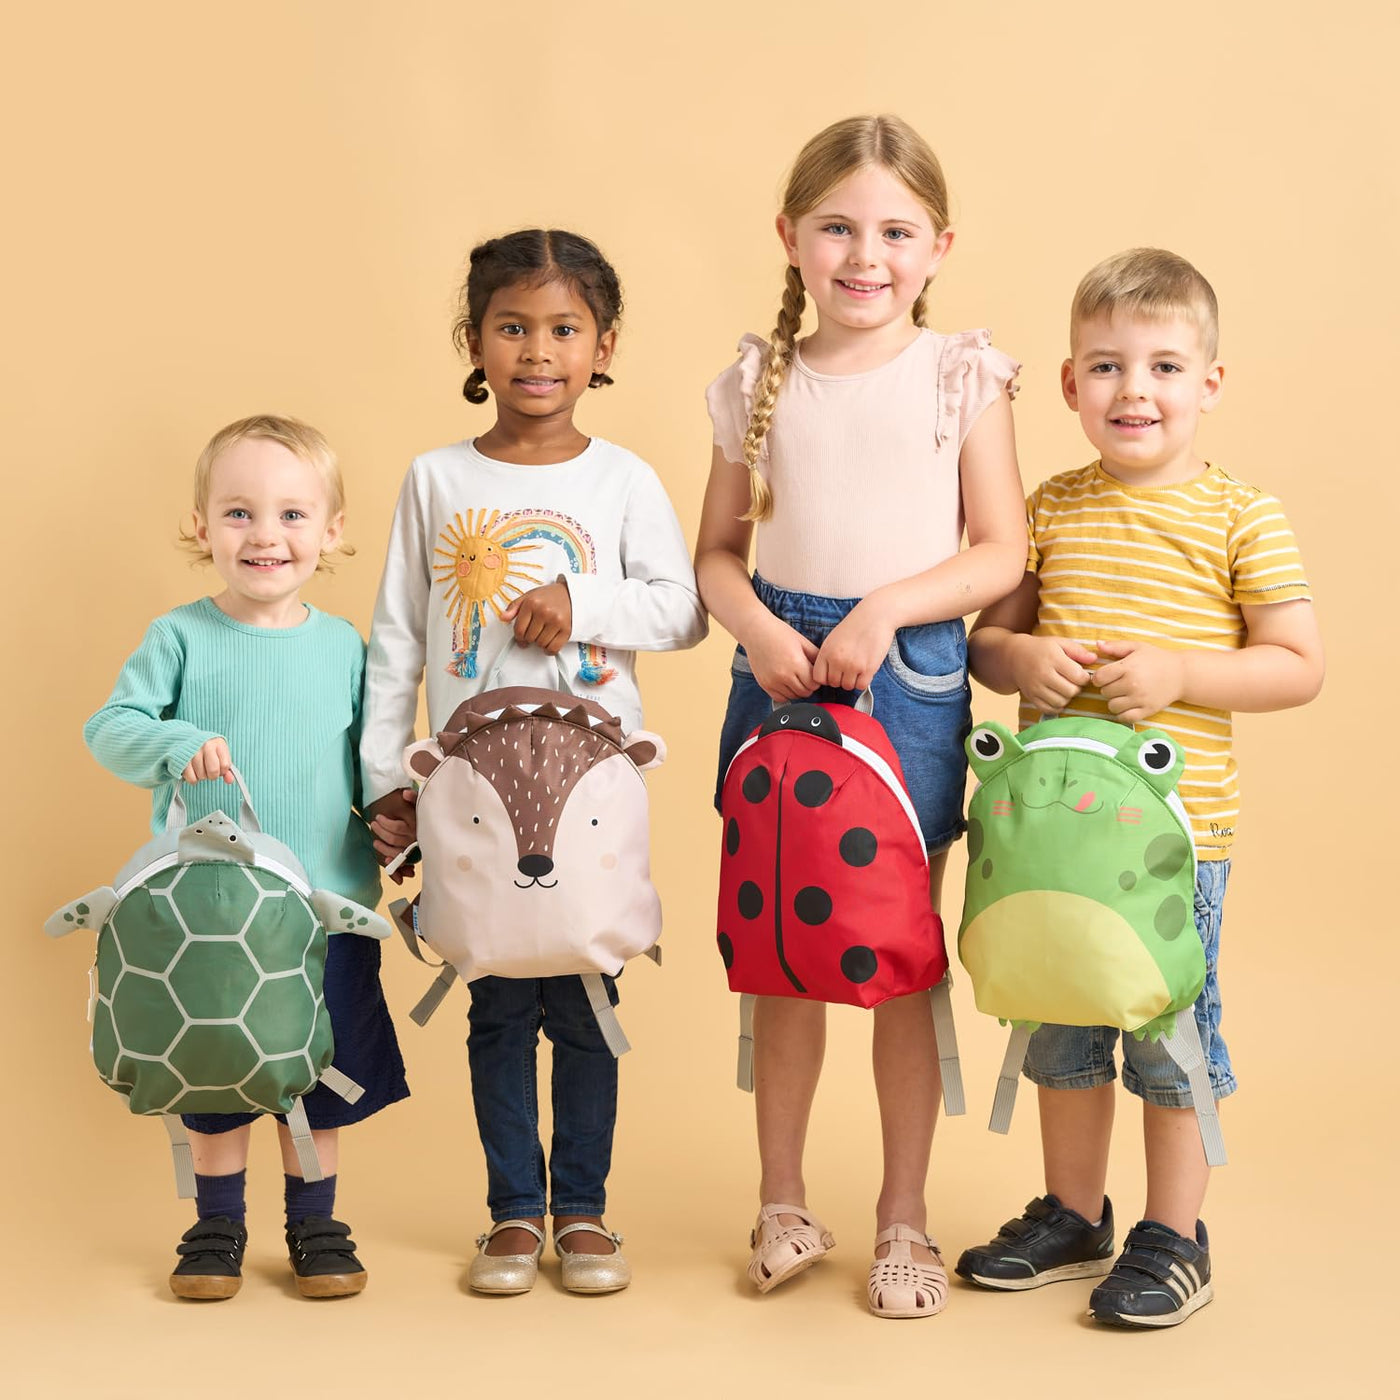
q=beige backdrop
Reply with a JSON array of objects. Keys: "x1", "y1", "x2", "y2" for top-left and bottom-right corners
[{"x1": 4, "y1": 2, "x2": 1392, "y2": 1395}]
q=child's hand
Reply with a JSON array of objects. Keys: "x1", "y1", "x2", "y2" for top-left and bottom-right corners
[
  {"x1": 1091, "y1": 640, "x2": 1184, "y2": 723},
  {"x1": 182, "y1": 737, "x2": 234, "y2": 784},
  {"x1": 503, "y1": 581, "x2": 572, "y2": 655},
  {"x1": 812, "y1": 599, "x2": 895, "y2": 693},
  {"x1": 365, "y1": 788, "x2": 418, "y2": 883},
  {"x1": 1009, "y1": 636, "x2": 1098, "y2": 714},
  {"x1": 743, "y1": 614, "x2": 820, "y2": 702}
]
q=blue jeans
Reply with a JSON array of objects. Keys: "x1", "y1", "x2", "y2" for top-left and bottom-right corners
[
  {"x1": 715, "y1": 574, "x2": 973, "y2": 851},
  {"x1": 1023, "y1": 859, "x2": 1236, "y2": 1107},
  {"x1": 466, "y1": 974, "x2": 619, "y2": 1220}
]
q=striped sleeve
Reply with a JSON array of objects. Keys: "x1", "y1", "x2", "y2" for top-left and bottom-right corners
[{"x1": 1228, "y1": 490, "x2": 1312, "y2": 606}]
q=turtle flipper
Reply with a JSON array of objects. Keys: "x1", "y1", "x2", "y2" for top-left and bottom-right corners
[
  {"x1": 45, "y1": 887, "x2": 117, "y2": 938},
  {"x1": 310, "y1": 890, "x2": 390, "y2": 940}
]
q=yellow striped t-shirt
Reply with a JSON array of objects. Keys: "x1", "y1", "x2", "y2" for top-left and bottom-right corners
[{"x1": 1021, "y1": 461, "x2": 1312, "y2": 860}]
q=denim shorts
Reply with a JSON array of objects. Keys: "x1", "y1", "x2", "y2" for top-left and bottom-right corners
[
  {"x1": 714, "y1": 573, "x2": 973, "y2": 852},
  {"x1": 1023, "y1": 858, "x2": 1235, "y2": 1108}
]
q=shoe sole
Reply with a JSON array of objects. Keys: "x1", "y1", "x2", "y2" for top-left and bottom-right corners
[
  {"x1": 751, "y1": 1246, "x2": 829, "y2": 1295},
  {"x1": 294, "y1": 1272, "x2": 367, "y2": 1299},
  {"x1": 169, "y1": 1274, "x2": 242, "y2": 1301},
  {"x1": 1090, "y1": 1280, "x2": 1215, "y2": 1327},
  {"x1": 958, "y1": 1257, "x2": 1114, "y2": 1291}
]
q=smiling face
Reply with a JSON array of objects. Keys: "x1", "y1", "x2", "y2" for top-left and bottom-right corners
[
  {"x1": 195, "y1": 437, "x2": 342, "y2": 626},
  {"x1": 778, "y1": 163, "x2": 952, "y2": 344},
  {"x1": 1063, "y1": 313, "x2": 1223, "y2": 487},
  {"x1": 467, "y1": 278, "x2": 616, "y2": 424}
]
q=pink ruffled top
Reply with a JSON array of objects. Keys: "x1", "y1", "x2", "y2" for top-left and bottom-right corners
[{"x1": 705, "y1": 328, "x2": 1020, "y2": 598}]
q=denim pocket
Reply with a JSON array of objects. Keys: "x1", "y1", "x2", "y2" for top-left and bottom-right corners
[{"x1": 884, "y1": 621, "x2": 967, "y2": 696}]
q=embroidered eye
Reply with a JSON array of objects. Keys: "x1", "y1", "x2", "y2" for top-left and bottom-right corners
[
  {"x1": 1138, "y1": 739, "x2": 1176, "y2": 774},
  {"x1": 590, "y1": 818, "x2": 599, "y2": 826},
  {"x1": 971, "y1": 728, "x2": 1004, "y2": 761},
  {"x1": 778, "y1": 713, "x2": 791, "y2": 725},
  {"x1": 472, "y1": 815, "x2": 481, "y2": 825},
  {"x1": 809, "y1": 717, "x2": 823, "y2": 728}
]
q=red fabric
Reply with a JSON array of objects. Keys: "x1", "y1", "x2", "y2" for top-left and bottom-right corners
[{"x1": 716, "y1": 704, "x2": 948, "y2": 1008}]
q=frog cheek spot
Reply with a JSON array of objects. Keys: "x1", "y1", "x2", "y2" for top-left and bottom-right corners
[
  {"x1": 1144, "y1": 833, "x2": 1191, "y2": 881},
  {"x1": 1119, "y1": 871, "x2": 1137, "y2": 890},
  {"x1": 1154, "y1": 894, "x2": 1189, "y2": 940}
]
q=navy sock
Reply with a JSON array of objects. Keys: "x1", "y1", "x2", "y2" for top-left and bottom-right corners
[
  {"x1": 194, "y1": 1170, "x2": 247, "y2": 1223},
  {"x1": 285, "y1": 1173, "x2": 337, "y2": 1227}
]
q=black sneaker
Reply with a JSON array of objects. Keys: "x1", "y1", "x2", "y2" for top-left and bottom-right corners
[
  {"x1": 955, "y1": 1194, "x2": 1115, "y2": 1290},
  {"x1": 1089, "y1": 1219, "x2": 1213, "y2": 1327},
  {"x1": 285, "y1": 1216, "x2": 367, "y2": 1298},
  {"x1": 169, "y1": 1216, "x2": 248, "y2": 1301}
]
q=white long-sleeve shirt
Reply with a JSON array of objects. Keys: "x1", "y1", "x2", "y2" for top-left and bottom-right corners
[{"x1": 360, "y1": 436, "x2": 707, "y2": 804}]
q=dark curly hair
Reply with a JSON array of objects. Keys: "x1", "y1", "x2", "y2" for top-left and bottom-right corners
[{"x1": 451, "y1": 229, "x2": 624, "y2": 404}]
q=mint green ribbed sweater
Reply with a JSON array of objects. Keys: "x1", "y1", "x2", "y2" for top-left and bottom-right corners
[{"x1": 84, "y1": 598, "x2": 381, "y2": 909}]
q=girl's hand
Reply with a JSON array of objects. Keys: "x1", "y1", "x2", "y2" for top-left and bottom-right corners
[
  {"x1": 1008, "y1": 635, "x2": 1098, "y2": 714},
  {"x1": 743, "y1": 614, "x2": 820, "y2": 702},
  {"x1": 503, "y1": 582, "x2": 572, "y2": 655},
  {"x1": 1091, "y1": 639, "x2": 1184, "y2": 723},
  {"x1": 366, "y1": 788, "x2": 418, "y2": 883},
  {"x1": 812, "y1": 599, "x2": 895, "y2": 692},
  {"x1": 181, "y1": 737, "x2": 234, "y2": 784}
]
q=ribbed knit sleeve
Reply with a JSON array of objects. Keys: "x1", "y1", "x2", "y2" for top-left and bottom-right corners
[{"x1": 84, "y1": 619, "x2": 216, "y2": 787}]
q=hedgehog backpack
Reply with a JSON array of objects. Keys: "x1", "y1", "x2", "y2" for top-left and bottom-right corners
[
  {"x1": 958, "y1": 716, "x2": 1226, "y2": 1166},
  {"x1": 386, "y1": 661, "x2": 666, "y2": 1058},
  {"x1": 716, "y1": 699, "x2": 964, "y2": 1113}
]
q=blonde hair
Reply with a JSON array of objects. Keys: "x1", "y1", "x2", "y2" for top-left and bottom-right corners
[
  {"x1": 1071, "y1": 248, "x2": 1219, "y2": 360},
  {"x1": 182, "y1": 414, "x2": 352, "y2": 569},
  {"x1": 741, "y1": 115, "x2": 951, "y2": 522}
]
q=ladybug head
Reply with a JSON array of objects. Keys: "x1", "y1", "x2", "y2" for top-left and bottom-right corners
[{"x1": 759, "y1": 703, "x2": 843, "y2": 746}]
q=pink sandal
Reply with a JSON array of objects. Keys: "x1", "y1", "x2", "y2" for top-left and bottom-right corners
[
  {"x1": 747, "y1": 1203, "x2": 835, "y2": 1293},
  {"x1": 867, "y1": 1224, "x2": 949, "y2": 1318}
]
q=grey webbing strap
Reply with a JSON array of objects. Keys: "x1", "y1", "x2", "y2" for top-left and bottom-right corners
[
  {"x1": 928, "y1": 978, "x2": 966, "y2": 1117},
  {"x1": 388, "y1": 899, "x2": 444, "y2": 968},
  {"x1": 317, "y1": 1065, "x2": 364, "y2": 1105},
  {"x1": 989, "y1": 1024, "x2": 1033, "y2": 1135},
  {"x1": 736, "y1": 993, "x2": 756, "y2": 1093},
  {"x1": 285, "y1": 1097, "x2": 324, "y2": 1183},
  {"x1": 1159, "y1": 1007, "x2": 1228, "y2": 1168},
  {"x1": 162, "y1": 1115, "x2": 196, "y2": 1199},
  {"x1": 580, "y1": 973, "x2": 630, "y2": 1057},
  {"x1": 165, "y1": 764, "x2": 261, "y2": 833},
  {"x1": 410, "y1": 966, "x2": 458, "y2": 1026}
]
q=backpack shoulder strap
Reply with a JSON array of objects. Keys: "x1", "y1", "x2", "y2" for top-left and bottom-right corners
[
  {"x1": 989, "y1": 1023, "x2": 1034, "y2": 1135},
  {"x1": 1154, "y1": 1008, "x2": 1228, "y2": 1167},
  {"x1": 284, "y1": 1097, "x2": 325, "y2": 1182},
  {"x1": 162, "y1": 1115, "x2": 196, "y2": 1199},
  {"x1": 928, "y1": 976, "x2": 966, "y2": 1116},
  {"x1": 736, "y1": 993, "x2": 756, "y2": 1093},
  {"x1": 316, "y1": 1064, "x2": 364, "y2": 1105},
  {"x1": 579, "y1": 973, "x2": 630, "y2": 1057}
]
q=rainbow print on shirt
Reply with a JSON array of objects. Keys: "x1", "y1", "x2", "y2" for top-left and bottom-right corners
[{"x1": 434, "y1": 507, "x2": 616, "y2": 683}]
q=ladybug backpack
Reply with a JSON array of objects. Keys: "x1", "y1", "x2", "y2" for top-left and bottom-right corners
[
  {"x1": 959, "y1": 717, "x2": 1226, "y2": 1167},
  {"x1": 45, "y1": 769, "x2": 389, "y2": 1197},
  {"x1": 716, "y1": 699, "x2": 964, "y2": 1114},
  {"x1": 386, "y1": 652, "x2": 666, "y2": 1057}
]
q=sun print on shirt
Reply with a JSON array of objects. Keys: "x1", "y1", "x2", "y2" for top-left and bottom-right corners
[{"x1": 434, "y1": 507, "x2": 615, "y2": 683}]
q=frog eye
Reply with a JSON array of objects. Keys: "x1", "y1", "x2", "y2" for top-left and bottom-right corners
[
  {"x1": 970, "y1": 728, "x2": 1004, "y2": 762},
  {"x1": 1137, "y1": 739, "x2": 1177, "y2": 774}
]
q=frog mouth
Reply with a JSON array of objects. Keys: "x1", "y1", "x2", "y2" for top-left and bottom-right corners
[{"x1": 1019, "y1": 789, "x2": 1102, "y2": 815}]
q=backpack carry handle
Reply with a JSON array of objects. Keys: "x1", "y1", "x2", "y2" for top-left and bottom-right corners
[
  {"x1": 165, "y1": 764, "x2": 261, "y2": 834},
  {"x1": 770, "y1": 687, "x2": 874, "y2": 716},
  {"x1": 482, "y1": 639, "x2": 575, "y2": 697}
]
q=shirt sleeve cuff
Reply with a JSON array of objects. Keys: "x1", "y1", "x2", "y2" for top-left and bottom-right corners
[{"x1": 562, "y1": 572, "x2": 617, "y2": 643}]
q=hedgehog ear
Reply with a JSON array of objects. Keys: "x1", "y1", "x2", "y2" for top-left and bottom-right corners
[
  {"x1": 622, "y1": 729, "x2": 666, "y2": 772},
  {"x1": 405, "y1": 737, "x2": 444, "y2": 781}
]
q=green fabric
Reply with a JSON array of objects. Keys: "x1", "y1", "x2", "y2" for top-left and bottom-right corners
[
  {"x1": 958, "y1": 717, "x2": 1204, "y2": 1039},
  {"x1": 83, "y1": 598, "x2": 379, "y2": 909},
  {"x1": 93, "y1": 861, "x2": 333, "y2": 1116}
]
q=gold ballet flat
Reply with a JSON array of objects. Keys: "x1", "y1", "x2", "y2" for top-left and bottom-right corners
[
  {"x1": 553, "y1": 1222, "x2": 631, "y2": 1294},
  {"x1": 468, "y1": 1219, "x2": 545, "y2": 1295}
]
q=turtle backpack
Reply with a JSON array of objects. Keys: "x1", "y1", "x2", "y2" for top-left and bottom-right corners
[
  {"x1": 386, "y1": 667, "x2": 667, "y2": 1057},
  {"x1": 45, "y1": 769, "x2": 390, "y2": 1196},
  {"x1": 716, "y1": 699, "x2": 964, "y2": 1113},
  {"x1": 958, "y1": 716, "x2": 1226, "y2": 1166}
]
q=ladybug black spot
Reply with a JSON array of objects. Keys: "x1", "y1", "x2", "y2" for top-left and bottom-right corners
[
  {"x1": 793, "y1": 886, "x2": 832, "y2": 925},
  {"x1": 717, "y1": 932, "x2": 734, "y2": 969},
  {"x1": 840, "y1": 946, "x2": 878, "y2": 984},
  {"x1": 738, "y1": 881, "x2": 764, "y2": 919},
  {"x1": 742, "y1": 766, "x2": 772, "y2": 803},
  {"x1": 725, "y1": 818, "x2": 741, "y2": 856},
  {"x1": 839, "y1": 827, "x2": 877, "y2": 866},
  {"x1": 794, "y1": 770, "x2": 834, "y2": 807}
]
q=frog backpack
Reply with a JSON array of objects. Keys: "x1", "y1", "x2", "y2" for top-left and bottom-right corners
[
  {"x1": 958, "y1": 716, "x2": 1225, "y2": 1166},
  {"x1": 716, "y1": 700, "x2": 964, "y2": 1114},
  {"x1": 45, "y1": 770, "x2": 390, "y2": 1197}
]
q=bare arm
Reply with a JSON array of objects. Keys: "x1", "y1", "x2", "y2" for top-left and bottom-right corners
[
  {"x1": 1094, "y1": 598, "x2": 1325, "y2": 721},
  {"x1": 693, "y1": 443, "x2": 818, "y2": 701}
]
